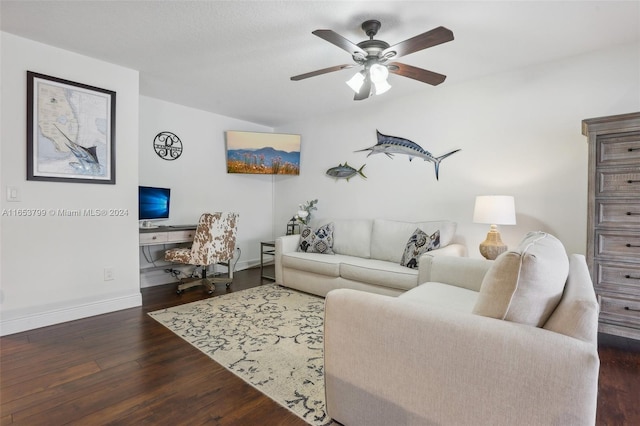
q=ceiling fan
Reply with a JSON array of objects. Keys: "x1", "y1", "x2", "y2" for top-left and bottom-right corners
[{"x1": 291, "y1": 19, "x2": 454, "y2": 101}]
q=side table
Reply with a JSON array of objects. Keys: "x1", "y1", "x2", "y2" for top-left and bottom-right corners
[{"x1": 260, "y1": 241, "x2": 276, "y2": 280}]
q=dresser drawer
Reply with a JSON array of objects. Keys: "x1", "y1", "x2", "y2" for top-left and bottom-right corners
[
  {"x1": 596, "y1": 199, "x2": 640, "y2": 227},
  {"x1": 595, "y1": 230, "x2": 640, "y2": 259},
  {"x1": 596, "y1": 261, "x2": 640, "y2": 295},
  {"x1": 597, "y1": 168, "x2": 640, "y2": 196},
  {"x1": 597, "y1": 132, "x2": 640, "y2": 167},
  {"x1": 167, "y1": 229, "x2": 196, "y2": 243},
  {"x1": 140, "y1": 232, "x2": 168, "y2": 245},
  {"x1": 598, "y1": 295, "x2": 640, "y2": 329}
]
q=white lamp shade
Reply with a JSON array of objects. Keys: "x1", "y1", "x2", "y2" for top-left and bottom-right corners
[
  {"x1": 473, "y1": 195, "x2": 516, "y2": 225},
  {"x1": 369, "y1": 63, "x2": 389, "y2": 82},
  {"x1": 373, "y1": 79, "x2": 392, "y2": 95},
  {"x1": 346, "y1": 72, "x2": 365, "y2": 93}
]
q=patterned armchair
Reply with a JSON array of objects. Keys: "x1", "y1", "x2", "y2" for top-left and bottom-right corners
[{"x1": 165, "y1": 212, "x2": 239, "y2": 294}]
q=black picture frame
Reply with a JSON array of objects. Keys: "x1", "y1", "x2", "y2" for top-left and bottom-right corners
[{"x1": 26, "y1": 71, "x2": 116, "y2": 184}]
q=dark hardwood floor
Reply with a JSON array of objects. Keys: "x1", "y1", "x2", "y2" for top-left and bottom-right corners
[{"x1": 1, "y1": 266, "x2": 639, "y2": 425}]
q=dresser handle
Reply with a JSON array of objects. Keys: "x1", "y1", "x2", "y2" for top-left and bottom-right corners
[
  {"x1": 624, "y1": 306, "x2": 640, "y2": 312},
  {"x1": 626, "y1": 243, "x2": 640, "y2": 248},
  {"x1": 627, "y1": 212, "x2": 640, "y2": 216},
  {"x1": 625, "y1": 274, "x2": 640, "y2": 280},
  {"x1": 627, "y1": 180, "x2": 640, "y2": 184},
  {"x1": 628, "y1": 148, "x2": 640, "y2": 152}
]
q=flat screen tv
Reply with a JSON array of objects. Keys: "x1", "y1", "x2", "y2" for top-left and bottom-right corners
[
  {"x1": 225, "y1": 130, "x2": 301, "y2": 175},
  {"x1": 138, "y1": 186, "x2": 171, "y2": 222}
]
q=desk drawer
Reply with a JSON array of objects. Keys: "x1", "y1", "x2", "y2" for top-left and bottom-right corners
[
  {"x1": 599, "y1": 295, "x2": 640, "y2": 329},
  {"x1": 596, "y1": 230, "x2": 640, "y2": 259},
  {"x1": 167, "y1": 230, "x2": 196, "y2": 243},
  {"x1": 596, "y1": 199, "x2": 640, "y2": 227},
  {"x1": 140, "y1": 232, "x2": 168, "y2": 245}
]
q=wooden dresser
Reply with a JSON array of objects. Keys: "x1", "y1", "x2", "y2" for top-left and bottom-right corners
[{"x1": 583, "y1": 112, "x2": 640, "y2": 340}]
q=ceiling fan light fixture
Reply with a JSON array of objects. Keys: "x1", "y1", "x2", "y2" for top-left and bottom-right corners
[
  {"x1": 374, "y1": 79, "x2": 392, "y2": 95},
  {"x1": 346, "y1": 71, "x2": 365, "y2": 93},
  {"x1": 369, "y1": 63, "x2": 389, "y2": 83}
]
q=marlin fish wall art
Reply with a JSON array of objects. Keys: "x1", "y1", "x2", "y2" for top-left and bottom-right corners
[{"x1": 356, "y1": 130, "x2": 461, "y2": 180}]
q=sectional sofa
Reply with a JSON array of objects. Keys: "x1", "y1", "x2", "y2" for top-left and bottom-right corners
[{"x1": 324, "y1": 231, "x2": 600, "y2": 425}]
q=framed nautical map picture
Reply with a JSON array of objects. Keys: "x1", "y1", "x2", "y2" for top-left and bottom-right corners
[{"x1": 26, "y1": 71, "x2": 116, "y2": 184}]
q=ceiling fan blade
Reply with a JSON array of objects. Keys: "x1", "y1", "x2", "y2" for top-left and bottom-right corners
[
  {"x1": 388, "y1": 62, "x2": 447, "y2": 86},
  {"x1": 381, "y1": 26, "x2": 454, "y2": 59},
  {"x1": 312, "y1": 29, "x2": 367, "y2": 58},
  {"x1": 291, "y1": 64, "x2": 355, "y2": 81},
  {"x1": 354, "y1": 74, "x2": 372, "y2": 101}
]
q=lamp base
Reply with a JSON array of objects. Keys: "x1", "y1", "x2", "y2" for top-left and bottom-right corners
[{"x1": 479, "y1": 225, "x2": 507, "y2": 260}]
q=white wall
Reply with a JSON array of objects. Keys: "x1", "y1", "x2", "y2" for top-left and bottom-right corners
[
  {"x1": 138, "y1": 96, "x2": 274, "y2": 285},
  {"x1": 274, "y1": 42, "x2": 640, "y2": 257},
  {"x1": 0, "y1": 33, "x2": 141, "y2": 335}
]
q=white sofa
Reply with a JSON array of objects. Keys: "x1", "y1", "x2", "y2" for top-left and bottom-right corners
[
  {"x1": 275, "y1": 218, "x2": 466, "y2": 297},
  {"x1": 324, "y1": 232, "x2": 600, "y2": 425}
]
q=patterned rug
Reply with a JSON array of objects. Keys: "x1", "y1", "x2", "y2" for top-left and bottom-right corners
[{"x1": 148, "y1": 284, "x2": 335, "y2": 425}]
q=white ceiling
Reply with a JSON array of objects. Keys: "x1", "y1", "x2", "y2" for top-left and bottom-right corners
[{"x1": 1, "y1": 1, "x2": 638, "y2": 127}]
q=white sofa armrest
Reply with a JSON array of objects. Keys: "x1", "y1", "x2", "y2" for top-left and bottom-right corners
[
  {"x1": 425, "y1": 242, "x2": 467, "y2": 258},
  {"x1": 418, "y1": 252, "x2": 492, "y2": 290},
  {"x1": 324, "y1": 289, "x2": 599, "y2": 426},
  {"x1": 275, "y1": 234, "x2": 300, "y2": 284}
]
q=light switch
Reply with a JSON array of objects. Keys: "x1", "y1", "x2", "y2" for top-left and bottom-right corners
[{"x1": 6, "y1": 186, "x2": 20, "y2": 202}]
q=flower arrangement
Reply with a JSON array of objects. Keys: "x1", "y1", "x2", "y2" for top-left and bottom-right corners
[{"x1": 295, "y1": 199, "x2": 318, "y2": 225}]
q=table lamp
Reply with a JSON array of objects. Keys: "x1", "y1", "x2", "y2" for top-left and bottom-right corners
[{"x1": 473, "y1": 195, "x2": 516, "y2": 260}]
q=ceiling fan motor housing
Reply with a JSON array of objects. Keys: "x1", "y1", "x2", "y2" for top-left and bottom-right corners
[
  {"x1": 361, "y1": 19, "x2": 382, "y2": 38},
  {"x1": 353, "y1": 20, "x2": 395, "y2": 64}
]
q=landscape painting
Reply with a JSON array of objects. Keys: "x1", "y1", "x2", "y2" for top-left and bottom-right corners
[{"x1": 225, "y1": 130, "x2": 301, "y2": 175}]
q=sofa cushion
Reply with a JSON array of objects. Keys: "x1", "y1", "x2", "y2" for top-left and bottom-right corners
[
  {"x1": 281, "y1": 252, "x2": 345, "y2": 277},
  {"x1": 298, "y1": 223, "x2": 334, "y2": 254},
  {"x1": 309, "y1": 219, "x2": 373, "y2": 258},
  {"x1": 399, "y1": 282, "x2": 479, "y2": 313},
  {"x1": 400, "y1": 229, "x2": 440, "y2": 268},
  {"x1": 340, "y1": 257, "x2": 418, "y2": 291},
  {"x1": 370, "y1": 219, "x2": 456, "y2": 263},
  {"x1": 331, "y1": 219, "x2": 373, "y2": 258},
  {"x1": 472, "y1": 231, "x2": 569, "y2": 327}
]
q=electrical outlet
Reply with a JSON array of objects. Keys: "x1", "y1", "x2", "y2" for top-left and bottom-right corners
[{"x1": 104, "y1": 267, "x2": 115, "y2": 281}]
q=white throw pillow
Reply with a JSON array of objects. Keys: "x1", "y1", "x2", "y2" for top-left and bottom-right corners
[{"x1": 472, "y1": 231, "x2": 569, "y2": 327}]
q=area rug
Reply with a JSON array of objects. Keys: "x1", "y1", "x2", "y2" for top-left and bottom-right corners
[{"x1": 148, "y1": 284, "x2": 336, "y2": 426}]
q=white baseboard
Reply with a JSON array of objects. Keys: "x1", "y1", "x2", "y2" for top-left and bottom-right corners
[
  {"x1": 1, "y1": 259, "x2": 262, "y2": 335},
  {"x1": 0, "y1": 293, "x2": 142, "y2": 336}
]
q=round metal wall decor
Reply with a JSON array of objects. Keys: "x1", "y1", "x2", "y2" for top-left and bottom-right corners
[{"x1": 153, "y1": 131, "x2": 183, "y2": 160}]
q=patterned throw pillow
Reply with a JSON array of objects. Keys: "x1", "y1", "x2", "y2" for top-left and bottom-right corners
[
  {"x1": 400, "y1": 228, "x2": 440, "y2": 268},
  {"x1": 297, "y1": 223, "x2": 335, "y2": 254}
]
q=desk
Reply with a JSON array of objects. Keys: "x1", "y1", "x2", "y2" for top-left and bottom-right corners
[
  {"x1": 260, "y1": 241, "x2": 276, "y2": 280},
  {"x1": 139, "y1": 225, "x2": 197, "y2": 246}
]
